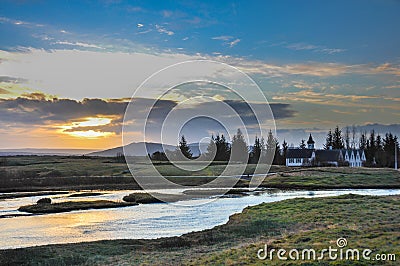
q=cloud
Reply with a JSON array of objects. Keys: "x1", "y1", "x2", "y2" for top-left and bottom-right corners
[
  {"x1": 212, "y1": 36, "x2": 233, "y2": 41},
  {"x1": 0, "y1": 76, "x2": 28, "y2": 83},
  {"x1": 155, "y1": 24, "x2": 174, "y2": 36},
  {"x1": 162, "y1": 10, "x2": 174, "y2": 18},
  {"x1": 211, "y1": 36, "x2": 240, "y2": 48},
  {"x1": 271, "y1": 90, "x2": 400, "y2": 110},
  {"x1": 126, "y1": 6, "x2": 145, "y2": 13},
  {"x1": 0, "y1": 93, "x2": 294, "y2": 139},
  {"x1": 54, "y1": 41, "x2": 104, "y2": 49},
  {"x1": 0, "y1": 16, "x2": 44, "y2": 28},
  {"x1": 229, "y1": 39, "x2": 240, "y2": 48},
  {"x1": 285, "y1": 42, "x2": 346, "y2": 54}
]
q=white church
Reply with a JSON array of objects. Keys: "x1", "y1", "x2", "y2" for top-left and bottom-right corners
[{"x1": 286, "y1": 134, "x2": 366, "y2": 167}]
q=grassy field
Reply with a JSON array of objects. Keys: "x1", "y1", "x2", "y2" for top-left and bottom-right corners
[
  {"x1": 1, "y1": 194, "x2": 398, "y2": 265},
  {"x1": 0, "y1": 156, "x2": 399, "y2": 192},
  {"x1": 261, "y1": 167, "x2": 400, "y2": 189}
]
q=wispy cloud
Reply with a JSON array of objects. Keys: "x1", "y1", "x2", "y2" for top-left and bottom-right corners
[
  {"x1": 229, "y1": 38, "x2": 240, "y2": 48},
  {"x1": 0, "y1": 16, "x2": 44, "y2": 28},
  {"x1": 212, "y1": 36, "x2": 240, "y2": 48},
  {"x1": 272, "y1": 90, "x2": 400, "y2": 110},
  {"x1": 155, "y1": 24, "x2": 174, "y2": 36},
  {"x1": 212, "y1": 35, "x2": 233, "y2": 41},
  {"x1": 285, "y1": 42, "x2": 346, "y2": 54},
  {"x1": 54, "y1": 41, "x2": 104, "y2": 49}
]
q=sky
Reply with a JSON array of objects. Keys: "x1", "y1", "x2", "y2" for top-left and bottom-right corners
[{"x1": 0, "y1": 0, "x2": 399, "y2": 149}]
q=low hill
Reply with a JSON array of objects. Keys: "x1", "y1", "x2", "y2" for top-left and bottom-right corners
[{"x1": 88, "y1": 142, "x2": 208, "y2": 157}]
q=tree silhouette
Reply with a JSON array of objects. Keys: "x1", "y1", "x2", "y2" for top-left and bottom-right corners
[
  {"x1": 250, "y1": 136, "x2": 262, "y2": 163},
  {"x1": 324, "y1": 129, "x2": 333, "y2": 149},
  {"x1": 231, "y1": 129, "x2": 248, "y2": 163},
  {"x1": 299, "y1": 139, "x2": 306, "y2": 149},
  {"x1": 178, "y1": 135, "x2": 192, "y2": 159},
  {"x1": 332, "y1": 126, "x2": 344, "y2": 149}
]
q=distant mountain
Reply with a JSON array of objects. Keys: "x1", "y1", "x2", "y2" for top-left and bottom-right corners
[
  {"x1": 0, "y1": 148, "x2": 99, "y2": 156},
  {"x1": 88, "y1": 142, "x2": 209, "y2": 157}
]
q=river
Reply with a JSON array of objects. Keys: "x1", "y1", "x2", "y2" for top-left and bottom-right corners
[{"x1": 0, "y1": 188, "x2": 399, "y2": 250}]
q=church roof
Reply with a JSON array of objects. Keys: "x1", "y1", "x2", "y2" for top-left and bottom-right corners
[
  {"x1": 287, "y1": 148, "x2": 314, "y2": 159},
  {"x1": 315, "y1": 150, "x2": 342, "y2": 162},
  {"x1": 307, "y1": 134, "x2": 315, "y2": 144}
]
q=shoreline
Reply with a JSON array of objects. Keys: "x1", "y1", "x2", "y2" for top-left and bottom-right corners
[{"x1": 1, "y1": 194, "x2": 399, "y2": 265}]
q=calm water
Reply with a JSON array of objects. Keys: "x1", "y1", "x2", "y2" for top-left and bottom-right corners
[{"x1": 0, "y1": 189, "x2": 399, "y2": 249}]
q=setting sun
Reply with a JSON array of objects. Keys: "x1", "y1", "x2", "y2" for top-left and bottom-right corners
[{"x1": 60, "y1": 117, "x2": 114, "y2": 139}]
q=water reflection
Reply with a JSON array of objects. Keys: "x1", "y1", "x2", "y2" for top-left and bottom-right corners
[{"x1": 0, "y1": 189, "x2": 399, "y2": 249}]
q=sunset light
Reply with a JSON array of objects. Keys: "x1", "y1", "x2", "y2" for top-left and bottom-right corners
[{"x1": 60, "y1": 117, "x2": 114, "y2": 139}]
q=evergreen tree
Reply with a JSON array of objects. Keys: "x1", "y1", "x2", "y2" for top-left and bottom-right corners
[
  {"x1": 332, "y1": 126, "x2": 344, "y2": 149},
  {"x1": 231, "y1": 129, "x2": 248, "y2": 163},
  {"x1": 205, "y1": 135, "x2": 216, "y2": 161},
  {"x1": 212, "y1": 134, "x2": 230, "y2": 161},
  {"x1": 383, "y1": 133, "x2": 399, "y2": 168},
  {"x1": 359, "y1": 131, "x2": 367, "y2": 150},
  {"x1": 282, "y1": 139, "x2": 288, "y2": 164},
  {"x1": 178, "y1": 135, "x2": 192, "y2": 159},
  {"x1": 273, "y1": 140, "x2": 282, "y2": 165},
  {"x1": 366, "y1": 130, "x2": 376, "y2": 165},
  {"x1": 324, "y1": 129, "x2": 333, "y2": 149},
  {"x1": 264, "y1": 130, "x2": 276, "y2": 164},
  {"x1": 250, "y1": 136, "x2": 262, "y2": 164},
  {"x1": 299, "y1": 139, "x2": 306, "y2": 149}
]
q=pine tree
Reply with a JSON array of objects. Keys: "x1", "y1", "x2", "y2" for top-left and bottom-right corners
[
  {"x1": 332, "y1": 126, "x2": 344, "y2": 149},
  {"x1": 251, "y1": 136, "x2": 262, "y2": 164},
  {"x1": 282, "y1": 139, "x2": 288, "y2": 164},
  {"x1": 231, "y1": 129, "x2": 248, "y2": 163},
  {"x1": 324, "y1": 129, "x2": 333, "y2": 149},
  {"x1": 366, "y1": 130, "x2": 376, "y2": 165},
  {"x1": 299, "y1": 139, "x2": 306, "y2": 149},
  {"x1": 359, "y1": 131, "x2": 367, "y2": 150},
  {"x1": 178, "y1": 135, "x2": 192, "y2": 159},
  {"x1": 205, "y1": 135, "x2": 216, "y2": 161},
  {"x1": 273, "y1": 140, "x2": 282, "y2": 165}
]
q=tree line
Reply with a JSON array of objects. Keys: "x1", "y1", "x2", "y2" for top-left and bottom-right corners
[
  {"x1": 149, "y1": 126, "x2": 399, "y2": 168},
  {"x1": 322, "y1": 125, "x2": 399, "y2": 167},
  {"x1": 150, "y1": 129, "x2": 284, "y2": 164}
]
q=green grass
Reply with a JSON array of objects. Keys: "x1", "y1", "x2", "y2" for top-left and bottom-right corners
[
  {"x1": 18, "y1": 200, "x2": 137, "y2": 214},
  {"x1": 1, "y1": 156, "x2": 399, "y2": 192},
  {"x1": 260, "y1": 167, "x2": 400, "y2": 189},
  {"x1": 2, "y1": 194, "x2": 399, "y2": 265}
]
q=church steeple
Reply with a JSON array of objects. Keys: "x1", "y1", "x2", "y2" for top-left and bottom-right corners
[{"x1": 307, "y1": 134, "x2": 315, "y2": 149}]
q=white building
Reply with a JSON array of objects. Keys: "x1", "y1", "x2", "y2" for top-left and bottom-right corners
[
  {"x1": 285, "y1": 134, "x2": 366, "y2": 167},
  {"x1": 342, "y1": 149, "x2": 366, "y2": 167}
]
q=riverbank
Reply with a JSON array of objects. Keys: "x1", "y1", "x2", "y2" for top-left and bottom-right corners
[
  {"x1": 1, "y1": 162, "x2": 399, "y2": 193},
  {"x1": 259, "y1": 167, "x2": 400, "y2": 189},
  {"x1": 1, "y1": 194, "x2": 398, "y2": 265}
]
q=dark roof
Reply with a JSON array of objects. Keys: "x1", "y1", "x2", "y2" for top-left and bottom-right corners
[
  {"x1": 307, "y1": 134, "x2": 315, "y2": 144},
  {"x1": 287, "y1": 148, "x2": 314, "y2": 158},
  {"x1": 315, "y1": 150, "x2": 342, "y2": 162}
]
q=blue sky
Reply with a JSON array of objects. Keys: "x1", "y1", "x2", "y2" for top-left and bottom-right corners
[
  {"x1": 2, "y1": 0, "x2": 400, "y2": 63},
  {"x1": 0, "y1": 0, "x2": 399, "y2": 149}
]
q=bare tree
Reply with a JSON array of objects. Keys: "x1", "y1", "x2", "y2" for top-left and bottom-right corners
[
  {"x1": 351, "y1": 125, "x2": 357, "y2": 149},
  {"x1": 344, "y1": 126, "x2": 350, "y2": 150}
]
